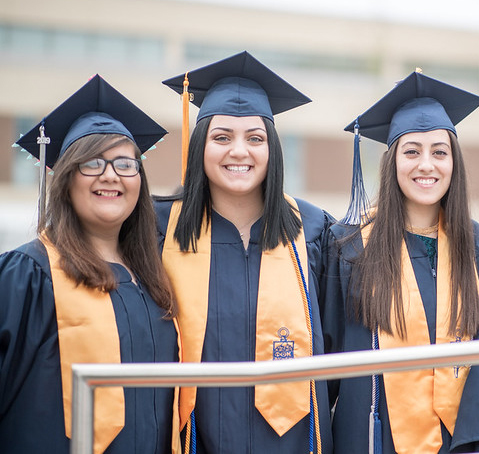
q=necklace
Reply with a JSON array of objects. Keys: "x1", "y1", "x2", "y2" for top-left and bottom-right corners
[
  {"x1": 211, "y1": 205, "x2": 262, "y2": 238},
  {"x1": 238, "y1": 215, "x2": 261, "y2": 237},
  {"x1": 405, "y1": 222, "x2": 439, "y2": 236}
]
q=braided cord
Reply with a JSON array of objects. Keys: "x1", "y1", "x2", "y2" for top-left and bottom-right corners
[
  {"x1": 191, "y1": 410, "x2": 197, "y2": 454},
  {"x1": 372, "y1": 329, "x2": 380, "y2": 413},
  {"x1": 184, "y1": 416, "x2": 191, "y2": 454},
  {"x1": 289, "y1": 240, "x2": 322, "y2": 454},
  {"x1": 184, "y1": 410, "x2": 197, "y2": 454}
]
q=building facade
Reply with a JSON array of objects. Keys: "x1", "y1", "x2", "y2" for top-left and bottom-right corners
[{"x1": 1, "y1": 0, "x2": 479, "y2": 250}]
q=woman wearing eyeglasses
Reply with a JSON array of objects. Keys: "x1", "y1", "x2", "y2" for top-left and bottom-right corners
[{"x1": 0, "y1": 76, "x2": 179, "y2": 454}]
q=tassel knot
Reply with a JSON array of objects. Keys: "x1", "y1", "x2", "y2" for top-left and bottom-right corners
[{"x1": 341, "y1": 117, "x2": 370, "y2": 225}]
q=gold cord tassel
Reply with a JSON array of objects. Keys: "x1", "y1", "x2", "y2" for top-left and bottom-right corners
[
  {"x1": 288, "y1": 241, "x2": 322, "y2": 454},
  {"x1": 184, "y1": 415, "x2": 192, "y2": 454},
  {"x1": 181, "y1": 72, "x2": 190, "y2": 185}
]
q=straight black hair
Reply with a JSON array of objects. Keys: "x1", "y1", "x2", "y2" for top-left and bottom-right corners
[{"x1": 173, "y1": 116, "x2": 301, "y2": 251}]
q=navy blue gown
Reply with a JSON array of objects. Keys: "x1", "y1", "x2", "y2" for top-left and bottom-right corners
[
  {"x1": 154, "y1": 198, "x2": 335, "y2": 454},
  {"x1": 0, "y1": 239, "x2": 178, "y2": 454},
  {"x1": 323, "y1": 222, "x2": 479, "y2": 454}
]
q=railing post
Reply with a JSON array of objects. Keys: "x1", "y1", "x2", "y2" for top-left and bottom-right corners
[{"x1": 71, "y1": 366, "x2": 94, "y2": 454}]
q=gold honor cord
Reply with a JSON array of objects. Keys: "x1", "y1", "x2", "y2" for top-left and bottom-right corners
[{"x1": 287, "y1": 239, "x2": 321, "y2": 454}]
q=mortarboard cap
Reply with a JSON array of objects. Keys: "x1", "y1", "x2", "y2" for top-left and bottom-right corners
[
  {"x1": 16, "y1": 74, "x2": 168, "y2": 169},
  {"x1": 162, "y1": 51, "x2": 311, "y2": 183},
  {"x1": 342, "y1": 70, "x2": 479, "y2": 225},
  {"x1": 163, "y1": 51, "x2": 311, "y2": 123},
  {"x1": 344, "y1": 71, "x2": 479, "y2": 147}
]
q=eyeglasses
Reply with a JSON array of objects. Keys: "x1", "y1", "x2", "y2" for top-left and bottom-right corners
[{"x1": 78, "y1": 157, "x2": 141, "y2": 177}]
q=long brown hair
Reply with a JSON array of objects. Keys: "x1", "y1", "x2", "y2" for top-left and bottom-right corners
[
  {"x1": 352, "y1": 131, "x2": 479, "y2": 338},
  {"x1": 39, "y1": 133, "x2": 177, "y2": 316}
]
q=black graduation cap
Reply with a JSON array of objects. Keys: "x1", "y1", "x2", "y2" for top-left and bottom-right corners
[
  {"x1": 162, "y1": 50, "x2": 311, "y2": 123},
  {"x1": 341, "y1": 70, "x2": 479, "y2": 225},
  {"x1": 344, "y1": 71, "x2": 479, "y2": 147},
  {"x1": 16, "y1": 74, "x2": 168, "y2": 169}
]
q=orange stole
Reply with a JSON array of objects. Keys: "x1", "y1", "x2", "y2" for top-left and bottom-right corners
[
  {"x1": 361, "y1": 215, "x2": 472, "y2": 454},
  {"x1": 41, "y1": 238, "x2": 124, "y2": 454},
  {"x1": 162, "y1": 196, "x2": 310, "y2": 436},
  {"x1": 255, "y1": 194, "x2": 310, "y2": 436}
]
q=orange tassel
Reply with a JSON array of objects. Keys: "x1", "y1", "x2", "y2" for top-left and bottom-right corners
[{"x1": 181, "y1": 72, "x2": 190, "y2": 185}]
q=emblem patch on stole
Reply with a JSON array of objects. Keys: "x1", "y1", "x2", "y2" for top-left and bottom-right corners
[{"x1": 273, "y1": 327, "x2": 294, "y2": 360}]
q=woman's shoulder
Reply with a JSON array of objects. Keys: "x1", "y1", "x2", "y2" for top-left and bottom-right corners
[
  {"x1": 1, "y1": 239, "x2": 51, "y2": 277},
  {"x1": 472, "y1": 219, "x2": 479, "y2": 236},
  {"x1": 472, "y1": 219, "x2": 479, "y2": 253},
  {"x1": 294, "y1": 197, "x2": 326, "y2": 217},
  {"x1": 294, "y1": 197, "x2": 335, "y2": 241},
  {"x1": 0, "y1": 239, "x2": 53, "y2": 303},
  {"x1": 325, "y1": 222, "x2": 364, "y2": 264},
  {"x1": 328, "y1": 222, "x2": 361, "y2": 241},
  {"x1": 152, "y1": 196, "x2": 178, "y2": 235}
]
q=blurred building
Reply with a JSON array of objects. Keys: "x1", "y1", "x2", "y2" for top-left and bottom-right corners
[{"x1": 1, "y1": 0, "x2": 479, "y2": 251}]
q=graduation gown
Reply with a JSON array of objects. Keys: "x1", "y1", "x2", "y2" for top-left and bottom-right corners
[
  {"x1": 323, "y1": 221, "x2": 479, "y2": 454},
  {"x1": 0, "y1": 239, "x2": 178, "y2": 454},
  {"x1": 155, "y1": 198, "x2": 334, "y2": 454}
]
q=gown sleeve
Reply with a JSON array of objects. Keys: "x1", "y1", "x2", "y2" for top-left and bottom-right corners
[
  {"x1": 295, "y1": 200, "x2": 335, "y2": 327},
  {"x1": 320, "y1": 226, "x2": 347, "y2": 357},
  {"x1": 320, "y1": 223, "x2": 363, "y2": 409},
  {"x1": 0, "y1": 242, "x2": 57, "y2": 419},
  {"x1": 153, "y1": 198, "x2": 174, "y2": 254}
]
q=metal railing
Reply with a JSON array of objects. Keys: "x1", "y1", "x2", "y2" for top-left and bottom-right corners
[{"x1": 71, "y1": 339, "x2": 479, "y2": 453}]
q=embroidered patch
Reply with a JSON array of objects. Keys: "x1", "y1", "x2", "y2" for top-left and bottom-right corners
[{"x1": 273, "y1": 327, "x2": 294, "y2": 360}]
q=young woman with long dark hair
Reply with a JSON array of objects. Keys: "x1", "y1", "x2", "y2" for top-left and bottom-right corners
[
  {"x1": 324, "y1": 71, "x2": 479, "y2": 454},
  {"x1": 154, "y1": 51, "x2": 334, "y2": 454},
  {"x1": 0, "y1": 76, "x2": 178, "y2": 454}
]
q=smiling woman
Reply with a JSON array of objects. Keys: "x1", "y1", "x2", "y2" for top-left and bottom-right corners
[
  {"x1": 396, "y1": 129, "x2": 453, "y2": 224},
  {"x1": 203, "y1": 115, "x2": 269, "y2": 246},
  {"x1": 324, "y1": 71, "x2": 479, "y2": 454},
  {"x1": 154, "y1": 51, "x2": 335, "y2": 454},
  {"x1": 0, "y1": 76, "x2": 179, "y2": 454},
  {"x1": 69, "y1": 138, "x2": 141, "y2": 253}
]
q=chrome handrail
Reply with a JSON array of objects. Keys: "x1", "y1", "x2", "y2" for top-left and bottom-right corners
[{"x1": 71, "y1": 339, "x2": 479, "y2": 453}]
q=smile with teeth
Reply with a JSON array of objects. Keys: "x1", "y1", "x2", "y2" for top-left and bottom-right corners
[
  {"x1": 414, "y1": 178, "x2": 437, "y2": 185},
  {"x1": 94, "y1": 190, "x2": 121, "y2": 197},
  {"x1": 225, "y1": 165, "x2": 251, "y2": 173}
]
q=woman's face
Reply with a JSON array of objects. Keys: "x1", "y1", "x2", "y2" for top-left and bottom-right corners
[
  {"x1": 69, "y1": 140, "x2": 141, "y2": 237},
  {"x1": 396, "y1": 129, "x2": 453, "y2": 214},
  {"x1": 204, "y1": 115, "x2": 269, "y2": 202}
]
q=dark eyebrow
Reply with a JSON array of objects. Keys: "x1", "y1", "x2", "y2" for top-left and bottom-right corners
[
  {"x1": 209, "y1": 127, "x2": 267, "y2": 134},
  {"x1": 246, "y1": 127, "x2": 267, "y2": 133},
  {"x1": 400, "y1": 141, "x2": 450, "y2": 149},
  {"x1": 432, "y1": 142, "x2": 451, "y2": 148},
  {"x1": 400, "y1": 141, "x2": 422, "y2": 148},
  {"x1": 209, "y1": 127, "x2": 233, "y2": 133}
]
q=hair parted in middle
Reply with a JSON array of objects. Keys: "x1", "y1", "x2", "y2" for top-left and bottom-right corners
[
  {"x1": 173, "y1": 116, "x2": 301, "y2": 252},
  {"x1": 350, "y1": 131, "x2": 479, "y2": 339},
  {"x1": 40, "y1": 133, "x2": 176, "y2": 316}
]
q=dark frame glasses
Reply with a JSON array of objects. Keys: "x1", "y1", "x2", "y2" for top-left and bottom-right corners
[{"x1": 78, "y1": 157, "x2": 141, "y2": 177}]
